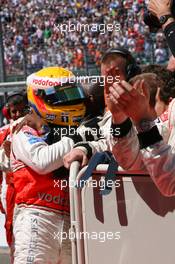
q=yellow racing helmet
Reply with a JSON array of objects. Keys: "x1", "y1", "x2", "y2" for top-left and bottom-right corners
[{"x1": 27, "y1": 67, "x2": 86, "y2": 126}]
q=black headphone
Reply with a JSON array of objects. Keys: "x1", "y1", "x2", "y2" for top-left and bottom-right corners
[{"x1": 101, "y1": 46, "x2": 141, "y2": 81}]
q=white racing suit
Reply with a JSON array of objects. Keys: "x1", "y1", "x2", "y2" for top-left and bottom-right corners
[
  {"x1": 13, "y1": 206, "x2": 71, "y2": 264},
  {"x1": 11, "y1": 126, "x2": 74, "y2": 264},
  {"x1": 11, "y1": 114, "x2": 116, "y2": 264}
]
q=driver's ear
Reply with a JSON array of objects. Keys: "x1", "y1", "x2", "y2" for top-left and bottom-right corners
[
  {"x1": 168, "y1": 97, "x2": 173, "y2": 103},
  {"x1": 155, "y1": 87, "x2": 161, "y2": 101}
]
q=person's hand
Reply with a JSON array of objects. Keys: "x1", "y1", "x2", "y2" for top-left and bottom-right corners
[
  {"x1": 12, "y1": 110, "x2": 48, "y2": 134},
  {"x1": 63, "y1": 149, "x2": 88, "y2": 169},
  {"x1": 167, "y1": 55, "x2": 175, "y2": 72},
  {"x1": 148, "y1": 0, "x2": 172, "y2": 18},
  {"x1": 2, "y1": 140, "x2": 11, "y2": 158},
  {"x1": 104, "y1": 67, "x2": 128, "y2": 124},
  {"x1": 109, "y1": 80, "x2": 156, "y2": 124}
]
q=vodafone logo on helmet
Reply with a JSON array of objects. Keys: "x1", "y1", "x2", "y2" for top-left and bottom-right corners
[
  {"x1": 27, "y1": 73, "x2": 75, "y2": 89},
  {"x1": 33, "y1": 78, "x2": 60, "y2": 87}
]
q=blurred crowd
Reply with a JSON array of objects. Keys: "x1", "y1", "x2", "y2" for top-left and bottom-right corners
[{"x1": 0, "y1": 0, "x2": 170, "y2": 76}]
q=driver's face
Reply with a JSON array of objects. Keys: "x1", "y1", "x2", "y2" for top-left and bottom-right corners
[{"x1": 9, "y1": 102, "x2": 26, "y2": 120}]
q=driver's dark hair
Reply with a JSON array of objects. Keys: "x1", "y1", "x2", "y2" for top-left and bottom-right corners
[
  {"x1": 81, "y1": 79, "x2": 105, "y2": 116},
  {"x1": 142, "y1": 64, "x2": 175, "y2": 104}
]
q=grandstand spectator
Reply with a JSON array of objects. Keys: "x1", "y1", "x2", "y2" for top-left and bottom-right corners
[
  {"x1": 155, "y1": 32, "x2": 168, "y2": 64},
  {"x1": 1, "y1": 0, "x2": 170, "y2": 77}
]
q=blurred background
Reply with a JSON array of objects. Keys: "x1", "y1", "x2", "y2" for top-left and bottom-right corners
[{"x1": 0, "y1": 0, "x2": 170, "y2": 83}]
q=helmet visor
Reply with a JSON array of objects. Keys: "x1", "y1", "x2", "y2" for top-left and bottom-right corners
[{"x1": 40, "y1": 82, "x2": 86, "y2": 106}]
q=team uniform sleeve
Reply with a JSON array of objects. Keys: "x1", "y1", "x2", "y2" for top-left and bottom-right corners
[
  {"x1": 112, "y1": 113, "x2": 173, "y2": 172},
  {"x1": 74, "y1": 112, "x2": 119, "y2": 157},
  {"x1": 75, "y1": 113, "x2": 145, "y2": 170},
  {"x1": 12, "y1": 128, "x2": 74, "y2": 174},
  {"x1": 0, "y1": 147, "x2": 10, "y2": 171},
  {"x1": 112, "y1": 127, "x2": 145, "y2": 171},
  {"x1": 139, "y1": 99, "x2": 175, "y2": 196},
  {"x1": 138, "y1": 126, "x2": 175, "y2": 196}
]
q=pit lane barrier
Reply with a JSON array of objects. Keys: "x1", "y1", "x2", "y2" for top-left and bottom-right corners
[{"x1": 69, "y1": 162, "x2": 175, "y2": 264}]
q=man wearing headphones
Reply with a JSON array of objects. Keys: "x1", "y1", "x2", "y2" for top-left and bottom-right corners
[
  {"x1": 63, "y1": 47, "x2": 141, "y2": 168},
  {"x1": 0, "y1": 91, "x2": 28, "y2": 262},
  {"x1": 2, "y1": 92, "x2": 28, "y2": 123}
]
